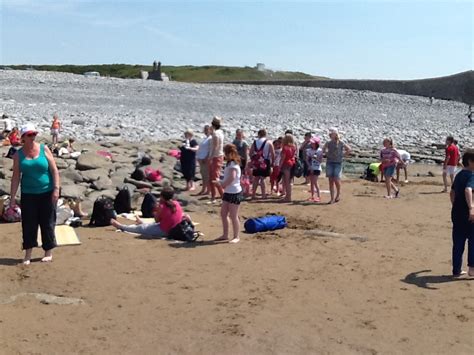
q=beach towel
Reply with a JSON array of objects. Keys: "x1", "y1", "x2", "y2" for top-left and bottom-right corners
[{"x1": 37, "y1": 225, "x2": 81, "y2": 247}]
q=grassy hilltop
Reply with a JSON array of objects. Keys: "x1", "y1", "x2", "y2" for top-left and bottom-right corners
[{"x1": 5, "y1": 64, "x2": 328, "y2": 82}]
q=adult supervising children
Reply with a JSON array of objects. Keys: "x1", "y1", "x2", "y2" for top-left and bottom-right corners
[
  {"x1": 208, "y1": 116, "x2": 224, "y2": 204},
  {"x1": 450, "y1": 149, "x2": 474, "y2": 277},
  {"x1": 443, "y1": 136, "x2": 460, "y2": 193},
  {"x1": 10, "y1": 124, "x2": 60, "y2": 265},
  {"x1": 196, "y1": 125, "x2": 211, "y2": 195},
  {"x1": 322, "y1": 128, "x2": 351, "y2": 204},
  {"x1": 249, "y1": 129, "x2": 274, "y2": 200}
]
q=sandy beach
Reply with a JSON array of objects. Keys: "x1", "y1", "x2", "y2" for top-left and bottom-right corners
[{"x1": 1, "y1": 173, "x2": 473, "y2": 354}]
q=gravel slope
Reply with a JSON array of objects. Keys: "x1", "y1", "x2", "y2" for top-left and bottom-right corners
[{"x1": 1, "y1": 70, "x2": 471, "y2": 150}]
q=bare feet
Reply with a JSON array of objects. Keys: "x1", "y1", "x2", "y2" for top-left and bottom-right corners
[
  {"x1": 229, "y1": 237, "x2": 240, "y2": 244},
  {"x1": 23, "y1": 249, "x2": 32, "y2": 265},
  {"x1": 41, "y1": 250, "x2": 53, "y2": 263},
  {"x1": 214, "y1": 236, "x2": 229, "y2": 242}
]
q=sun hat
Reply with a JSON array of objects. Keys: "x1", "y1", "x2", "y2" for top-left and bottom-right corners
[
  {"x1": 20, "y1": 123, "x2": 38, "y2": 137},
  {"x1": 211, "y1": 116, "x2": 222, "y2": 125},
  {"x1": 310, "y1": 136, "x2": 321, "y2": 144}
]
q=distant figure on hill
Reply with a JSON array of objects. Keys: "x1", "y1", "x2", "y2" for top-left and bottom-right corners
[{"x1": 468, "y1": 105, "x2": 473, "y2": 125}]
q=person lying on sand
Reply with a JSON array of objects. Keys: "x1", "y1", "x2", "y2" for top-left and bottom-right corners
[{"x1": 111, "y1": 187, "x2": 185, "y2": 238}]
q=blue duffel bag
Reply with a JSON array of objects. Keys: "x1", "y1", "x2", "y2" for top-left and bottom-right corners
[{"x1": 244, "y1": 215, "x2": 287, "y2": 234}]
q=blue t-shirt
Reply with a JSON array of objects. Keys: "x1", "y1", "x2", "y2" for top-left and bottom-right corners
[{"x1": 451, "y1": 169, "x2": 474, "y2": 223}]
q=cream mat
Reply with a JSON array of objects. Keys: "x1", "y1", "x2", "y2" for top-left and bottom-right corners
[{"x1": 37, "y1": 225, "x2": 81, "y2": 247}]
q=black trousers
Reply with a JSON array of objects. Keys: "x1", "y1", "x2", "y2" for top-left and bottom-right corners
[
  {"x1": 452, "y1": 220, "x2": 474, "y2": 275},
  {"x1": 21, "y1": 191, "x2": 57, "y2": 251}
]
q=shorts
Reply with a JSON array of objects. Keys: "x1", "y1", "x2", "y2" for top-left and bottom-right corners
[
  {"x1": 51, "y1": 128, "x2": 59, "y2": 136},
  {"x1": 252, "y1": 159, "x2": 271, "y2": 177},
  {"x1": 222, "y1": 192, "x2": 243, "y2": 205},
  {"x1": 326, "y1": 162, "x2": 342, "y2": 179},
  {"x1": 309, "y1": 169, "x2": 321, "y2": 176},
  {"x1": 443, "y1": 165, "x2": 456, "y2": 175},
  {"x1": 384, "y1": 165, "x2": 396, "y2": 177},
  {"x1": 210, "y1": 156, "x2": 224, "y2": 181}
]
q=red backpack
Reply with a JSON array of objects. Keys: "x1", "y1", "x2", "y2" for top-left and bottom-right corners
[{"x1": 251, "y1": 140, "x2": 268, "y2": 170}]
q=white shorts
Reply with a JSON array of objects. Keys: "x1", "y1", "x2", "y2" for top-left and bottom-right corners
[
  {"x1": 51, "y1": 128, "x2": 59, "y2": 136},
  {"x1": 443, "y1": 165, "x2": 456, "y2": 175}
]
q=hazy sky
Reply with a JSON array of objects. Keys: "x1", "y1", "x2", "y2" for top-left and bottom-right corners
[{"x1": 0, "y1": 0, "x2": 472, "y2": 79}]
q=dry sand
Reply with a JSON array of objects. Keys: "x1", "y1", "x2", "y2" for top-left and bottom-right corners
[{"x1": 1, "y1": 174, "x2": 473, "y2": 354}]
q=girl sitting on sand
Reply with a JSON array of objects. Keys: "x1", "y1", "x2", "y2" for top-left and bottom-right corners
[
  {"x1": 306, "y1": 136, "x2": 323, "y2": 202},
  {"x1": 214, "y1": 144, "x2": 243, "y2": 243},
  {"x1": 111, "y1": 187, "x2": 183, "y2": 238},
  {"x1": 379, "y1": 138, "x2": 402, "y2": 199}
]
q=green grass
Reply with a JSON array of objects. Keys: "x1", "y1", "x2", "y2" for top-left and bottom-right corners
[{"x1": 4, "y1": 64, "x2": 328, "y2": 82}]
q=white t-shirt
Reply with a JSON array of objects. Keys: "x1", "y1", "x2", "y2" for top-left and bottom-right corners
[
  {"x1": 306, "y1": 147, "x2": 323, "y2": 171},
  {"x1": 1, "y1": 118, "x2": 14, "y2": 131},
  {"x1": 273, "y1": 148, "x2": 282, "y2": 167},
  {"x1": 396, "y1": 149, "x2": 411, "y2": 162},
  {"x1": 196, "y1": 136, "x2": 211, "y2": 160},
  {"x1": 253, "y1": 138, "x2": 272, "y2": 160},
  {"x1": 211, "y1": 129, "x2": 224, "y2": 158},
  {"x1": 222, "y1": 161, "x2": 242, "y2": 194}
]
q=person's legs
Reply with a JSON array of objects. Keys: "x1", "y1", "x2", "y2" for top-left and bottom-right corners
[
  {"x1": 251, "y1": 176, "x2": 260, "y2": 199},
  {"x1": 260, "y1": 177, "x2": 267, "y2": 199},
  {"x1": 442, "y1": 170, "x2": 448, "y2": 192},
  {"x1": 396, "y1": 166, "x2": 401, "y2": 183},
  {"x1": 283, "y1": 169, "x2": 292, "y2": 202},
  {"x1": 384, "y1": 175, "x2": 392, "y2": 197},
  {"x1": 215, "y1": 157, "x2": 224, "y2": 198},
  {"x1": 198, "y1": 160, "x2": 209, "y2": 194},
  {"x1": 334, "y1": 178, "x2": 341, "y2": 202},
  {"x1": 468, "y1": 223, "x2": 474, "y2": 276},
  {"x1": 404, "y1": 166, "x2": 408, "y2": 182},
  {"x1": 228, "y1": 203, "x2": 241, "y2": 243},
  {"x1": 309, "y1": 172, "x2": 315, "y2": 199},
  {"x1": 452, "y1": 223, "x2": 467, "y2": 275},
  {"x1": 209, "y1": 158, "x2": 216, "y2": 200},
  {"x1": 111, "y1": 219, "x2": 166, "y2": 238},
  {"x1": 328, "y1": 178, "x2": 335, "y2": 203},
  {"x1": 314, "y1": 175, "x2": 321, "y2": 201},
  {"x1": 216, "y1": 201, "x2": 230, "y2": 241},
  {"x1": 20, "y1": 193, "x2": 40, "y2": 264},
  {"x1": 449, "y1": 173, "x2": 455, "y2": 186},
  {"x1": 38, "y1": 191, "x2": 57, "y2": 261}
]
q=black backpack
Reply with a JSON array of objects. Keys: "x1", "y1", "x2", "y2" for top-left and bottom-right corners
[
  {"x1": 168, "y1": 219, "x2": 200, "y2": 242},
  {"x1": 141, "y1": 193, "x2": 157, "y2": 218},
  {"x1": 292, "y1": 158, "x2": 304, "y2": 178},
  {"x1": 89, "y1": 196, "x2": 116, "y2": 227},
  {"x1": 114, "y1": 186, "x2": 132, "y2": 214},
  {"x1": 131, "y1": 168, "x2": 145, "y2": 181},
  {"x1": 140, "y1": 156, "x2": 151, "y2": 166}
]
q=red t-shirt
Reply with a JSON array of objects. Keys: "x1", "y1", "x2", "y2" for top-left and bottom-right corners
[
  {"x1": 155, "y1": 201, "x2": 183, "y2": 233},
  {"x1": 281, "y1": 145, "x2": 296, "y2": 168},
  {"x1": 445, "y1": 144, "x2": 459, "y2": 166},
  {"x1": 8, "y1": 132, "x2": 20, "y2": 146}
]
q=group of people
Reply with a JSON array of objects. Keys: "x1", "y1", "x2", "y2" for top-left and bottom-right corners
[{"x1": 3, "y1": 113, "x2": 473, "y2": 277}]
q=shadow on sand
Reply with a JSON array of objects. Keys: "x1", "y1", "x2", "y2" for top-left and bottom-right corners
[{"x1": 401, "y1": 269, "x2": 473, "y2": 290}]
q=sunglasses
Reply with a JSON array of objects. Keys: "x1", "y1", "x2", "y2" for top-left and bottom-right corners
[{"x1": 25, "y1": 132, "x2": 37, "y2": 137}]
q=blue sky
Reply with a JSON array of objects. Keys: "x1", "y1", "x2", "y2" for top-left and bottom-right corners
[{"x1": 0, "y1": 0, "x2": 472, "y2": 79}]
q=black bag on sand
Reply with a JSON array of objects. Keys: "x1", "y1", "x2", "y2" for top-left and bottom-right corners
[
  {"x1": 292, "y1": 158, "x2": 304, "y2": 178},
  {"x1": 141, "y1": 193, "x2": 157, "y2": 218},
  {"x1": 140, "y1": 156, "x2": 152, "y2": 166},
  {"x1": 114, "y1": 186, "x2": 132, "y2": 214},
  {"x1": 168, "y1": 219, "x2": 200, "y2": 242},
  {"x1": 89, "y1": 196, "x2": 116, "y2": 227},
  {"x1": 131, "y1": 168, "x2": 145, "y2": 181}
]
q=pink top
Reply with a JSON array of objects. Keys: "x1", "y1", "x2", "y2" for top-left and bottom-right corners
[
  {"x1": 380, "y1": 148, "x2": 401, "y2": 168},
  {"x1": 155, "y1": 201, "x2": 183, "y2": 233}
]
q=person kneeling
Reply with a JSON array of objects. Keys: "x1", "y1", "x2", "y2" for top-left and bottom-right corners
[{"x1": 111, "y1": 187, "x2": 182, "y2": 238}]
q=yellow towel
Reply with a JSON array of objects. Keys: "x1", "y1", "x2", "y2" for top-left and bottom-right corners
[{"x1": 37, "y1": 225, "x2": 81, "y2": 247}]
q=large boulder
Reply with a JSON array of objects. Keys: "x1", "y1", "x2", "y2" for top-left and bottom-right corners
[
  {"x1": 94, "y1": 127, "x2": 121, "y2": 137},
  {"x1": 60, "y1": 168, "x2": 84, "y2": 184},
  {"x1": 54, "y1": 159, "x2": 69, "y2": 170},
  {"x1": 80, "y1": 168, "x2": 110, "y2": 182},
  {"x1": 91, "y1": 176, "x2": 114, "y2": 191},
  {"x1": 76, "y1": 153, "x2": 112, "y2": 171},
  {"x1": 60, "y1": 184, "x2": 88, "y2": 199}
]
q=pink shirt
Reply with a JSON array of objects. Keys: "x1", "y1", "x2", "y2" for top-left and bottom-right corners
[
  {"x1": 155, "y1": 201, "x2": 183, "y2": 233},
  {"x1": 380, "y1": 148, "x2": 401, "y2": 168}
]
